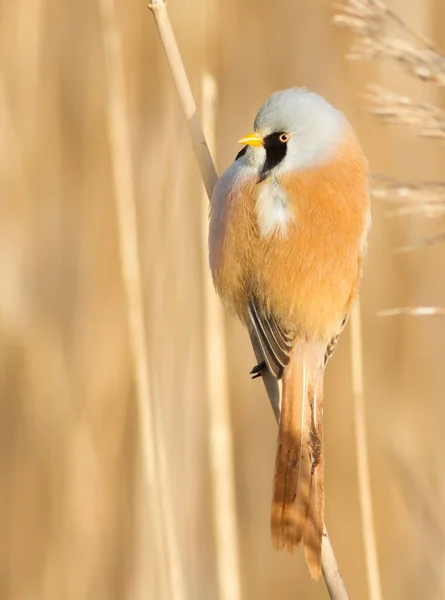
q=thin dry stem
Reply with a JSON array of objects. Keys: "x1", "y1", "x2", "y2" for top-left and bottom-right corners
[
  {"x1": 365, "y1": 85, "x2": 445, "y2": 139},
  {"x1": 391, "y1": 449, "x2": 445, "y2": 585},
  {"x1": 350, "y1": 302, "x2": 383, "y2": 600},
  {"x1": 149, "y1": 1, "x2": 218, "y2": 197},
  {"x1": 149, "y1": 2, "x2": 349, "y2": 598},
  {"x1": 322, "y1": 531, "x2": 350, "y2": 600},
  {"x1": 393, "y1": 233, "x2": 445, "y2": 253},
  {"x1": 334, "y1": 0, "x2": 445, "y2": 84},
  {"x1": 378, "y1": 306, "x2": 445, "y2": 317},
  {"x1": 98, "y1": 1, "x2": 185, "y2": 598},
  {"x1": 200, "y1": 71, "x2": 243, "y2": 600},
  {"x1": 372, "y1": 179, "x2": 445, "y2": 219}
]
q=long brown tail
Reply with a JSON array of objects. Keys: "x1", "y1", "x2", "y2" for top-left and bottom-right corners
[{"x1": 271, "y1": 341, "x2": 325, "y2": 580}]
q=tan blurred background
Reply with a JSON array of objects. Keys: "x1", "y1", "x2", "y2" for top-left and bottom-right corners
[{"x1": 1, "y1": 0, "x2": 445, "y2": 599}]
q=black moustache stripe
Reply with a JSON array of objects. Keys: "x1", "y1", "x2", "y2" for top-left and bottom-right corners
[
  {"x1": 235, "y1": 146, "x2": 248, "y2": 161},
  {"x1": 260, "y1": 132, "x2": 288, "y2": 180}
]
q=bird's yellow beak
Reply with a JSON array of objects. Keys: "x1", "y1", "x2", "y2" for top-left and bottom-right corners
[{"x1": 238, "y1": 131, "x2": 264, "y2": 147}]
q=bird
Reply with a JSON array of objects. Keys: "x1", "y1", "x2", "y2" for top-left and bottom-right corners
[{"x1": 208, "y1": 87, "x2": 370, "y2": 580}]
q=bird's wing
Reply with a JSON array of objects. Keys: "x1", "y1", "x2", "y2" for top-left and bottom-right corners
[{"x1": 248, "y1": 298, "x2": 294, "y2": 379}]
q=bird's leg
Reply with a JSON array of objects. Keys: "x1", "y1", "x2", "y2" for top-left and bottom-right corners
[{"x1": 250, "y1": 360, "x2": 266, "y2": 379}]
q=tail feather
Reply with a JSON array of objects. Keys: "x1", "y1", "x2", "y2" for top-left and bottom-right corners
[
  {"x1": 270, "y1": 341, "x2": 325, "y2": 579},
  {"x1": 304, "y1": 372, "x2": 324, "y2": 580}
]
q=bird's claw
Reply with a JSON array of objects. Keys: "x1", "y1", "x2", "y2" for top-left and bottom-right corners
[{"x1": 250, "y1": 360, "x2": 266, "y2": 379}]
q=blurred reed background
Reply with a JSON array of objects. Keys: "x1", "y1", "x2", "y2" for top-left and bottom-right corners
[{"x1": 1, "y1": 0, "x2": 445, "y2": 599}]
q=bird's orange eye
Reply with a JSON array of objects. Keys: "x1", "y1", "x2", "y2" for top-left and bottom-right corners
[{"x1": 279, "y1": 133, "x2": 290, "y2": 143}]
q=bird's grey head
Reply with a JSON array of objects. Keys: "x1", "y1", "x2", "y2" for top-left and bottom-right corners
[{"x1": 238, "y1": 87, "x2": 347, "y2": 178}]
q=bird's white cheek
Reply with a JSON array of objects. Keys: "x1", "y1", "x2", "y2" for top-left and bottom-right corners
[{"x1": 255, "y1": 179, "x2": 294, "y2": 239}]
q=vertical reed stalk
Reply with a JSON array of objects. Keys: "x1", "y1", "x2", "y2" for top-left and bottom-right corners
[
  {"x1": 149, "y1": 1, "x2": 218, "y2": 197},
  {"x1": 200, "y1": 71, "x2": 243, "y2": 600},
  {"x1": 98, "y1": 0, "x2": 186, "y2": 598},
  {"x1": 149, "y1": 2, "x2": 349, "y2": 598},
  {"x1": 350, "y1": 301, "x2": 383, "y2": 600}
]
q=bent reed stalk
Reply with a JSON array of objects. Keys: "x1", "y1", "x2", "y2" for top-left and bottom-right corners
[{"x1": 149, "y1": 1, "x2": 350, "y2": 598}]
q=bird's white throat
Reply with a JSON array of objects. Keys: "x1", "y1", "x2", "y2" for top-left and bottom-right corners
[{"x1": 256, "y1": 178, "x2": 294, "y2": 239}]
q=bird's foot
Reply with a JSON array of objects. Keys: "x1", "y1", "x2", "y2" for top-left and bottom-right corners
[{"x1": 250, "y1": 360, "x2": 266, "y2": 379}]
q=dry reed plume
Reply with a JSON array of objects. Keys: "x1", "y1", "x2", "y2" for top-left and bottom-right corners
[
  {"x1": 336, "y1": 1, "x2": 445, "y2": 599},
  {"x1": 336, "y1": 0, "x2": 445, "y2": 271},
  {"x1": 365, "y1": 86, "x2": 445, "y2": 139},
  {"x1": 334, "y1": 0, "x2": 445, "y2": 83}
]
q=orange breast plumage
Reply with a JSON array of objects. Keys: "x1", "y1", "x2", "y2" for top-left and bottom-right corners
[{"x1": 209, "y1": 130, "x2": 369, "y2": 341}]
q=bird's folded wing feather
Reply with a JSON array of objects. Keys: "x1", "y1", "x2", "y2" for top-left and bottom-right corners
[{"x1": 248, "y1": 298, "x2": 294, "y2": 379}]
